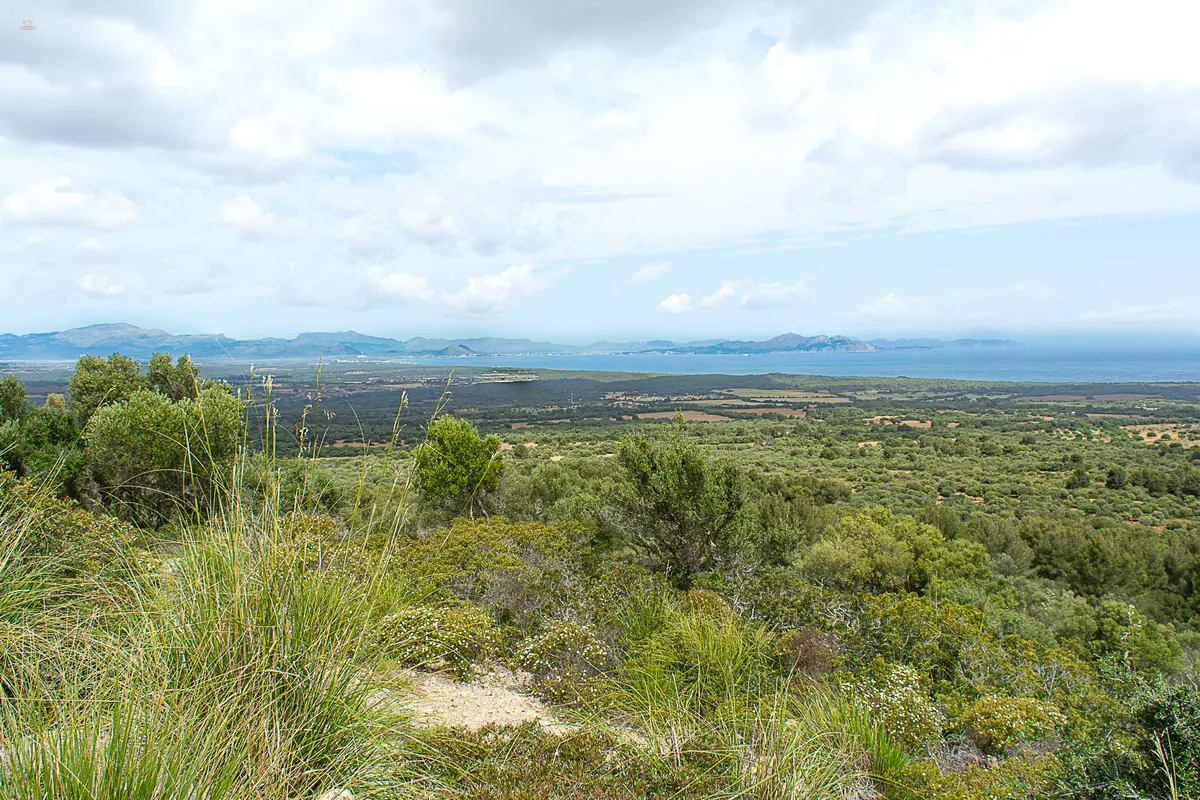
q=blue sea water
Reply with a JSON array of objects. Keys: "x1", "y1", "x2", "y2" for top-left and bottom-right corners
[{"x1": 418, "y1": 347, "x2": 1200, "y2": 383}]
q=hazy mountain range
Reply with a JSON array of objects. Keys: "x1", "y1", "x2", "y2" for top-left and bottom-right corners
[{"x1": 0, "y1": 324, "x2": 1020, "y2": 361}]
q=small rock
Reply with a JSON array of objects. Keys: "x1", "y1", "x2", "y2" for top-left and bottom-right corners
[{"x1": 317, "y1": 791, "x2": 353, "y2": 800}]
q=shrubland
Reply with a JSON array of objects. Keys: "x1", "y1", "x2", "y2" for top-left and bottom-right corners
[{"x1": 0, "y1": 355, "x2": 1196, "y2": 799}]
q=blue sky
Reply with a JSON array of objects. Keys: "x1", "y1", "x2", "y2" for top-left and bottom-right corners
[{"x1": 2, "y1": 0, "x2": 1199, "y2": 344}]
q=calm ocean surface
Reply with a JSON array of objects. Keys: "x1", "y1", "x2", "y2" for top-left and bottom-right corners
[{"x1": 419, "y1": 347, "x2": 1200, "y2": 383}]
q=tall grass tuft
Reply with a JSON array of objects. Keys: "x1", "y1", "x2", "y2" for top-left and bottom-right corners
[{"x1": 0, "y1": 375, "x2": 437, "y2": 799}]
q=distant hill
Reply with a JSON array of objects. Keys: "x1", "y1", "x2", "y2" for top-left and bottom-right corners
[
  {"x1": 1, "y1": 324, "x2": 888, "y2": 360},
  {"x1": 680, "y1": 334, "x2": 875, "y2": 354}
]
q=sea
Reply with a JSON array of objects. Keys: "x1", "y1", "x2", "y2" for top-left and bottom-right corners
[{"x1": 418, "y1": 346, "x2": 1200, "y2": 383}]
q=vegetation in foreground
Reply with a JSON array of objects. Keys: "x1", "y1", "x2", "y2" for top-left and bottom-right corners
[{"x1": 0, "y1": 355, "x2": 1197, "y2": 799}]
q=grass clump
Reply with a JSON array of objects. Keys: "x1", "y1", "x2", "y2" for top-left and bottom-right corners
[{"x1": 0, "y1": 490, "x2": 424, "y2": 798}]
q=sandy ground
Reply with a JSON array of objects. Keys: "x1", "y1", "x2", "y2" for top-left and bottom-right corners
[{"x1": 397, "y1": 667, "x2": 574, "y2": 733}]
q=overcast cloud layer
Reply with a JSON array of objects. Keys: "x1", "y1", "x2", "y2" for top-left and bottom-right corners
[{"x1": 2, "y1": 0, "x2": 1199, "y2": 340}]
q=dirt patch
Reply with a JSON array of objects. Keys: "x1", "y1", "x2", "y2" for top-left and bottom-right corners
[
  {"x1": 399, "y1": 668, "x2": 572, "y2": 732},
  {"x1": 732, "y1": 407, "x2": 807, "y2": 417},
  {"x1": 865, "y1": 416, "x2": 930, "y2": 429},
  {"x1": 634, "y1": 410, "x2": 729, "y2": 422},
  {"x1": 1124, "y1": 423, "x2": 1200, "y2": 447},
  {"x1": 394, "y1": 668, "x2": 647, "y2": 747}
]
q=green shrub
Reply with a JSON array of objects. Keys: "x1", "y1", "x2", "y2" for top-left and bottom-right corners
[
  {"x1": 1133, "y1": 683, "x2": 1200, "y2": 799},
  {"x1": 397, "y1": 518, "x2": 586, "y2": 631},
  {"x1": 0, "y1": 470, "x2": 146, "y2": 590},
  {"x1": 373, "y1": 604, "x2": 499, "y2": 677},
  {"x1": 515, "y1": 619, "x2": 615, "y2": 704},
  {"x1": 84, "y1": 385, "x2": 242, "y2": 526},
  {"x1": 962, "y1": 695, "x2": 1066, "y2": 754},
  {"x1": 917, "y1": 753, "x2": 1059, "y2": 800},
  {"x1": 848, "y1": 661, "x2": 945, "y2": 752}
]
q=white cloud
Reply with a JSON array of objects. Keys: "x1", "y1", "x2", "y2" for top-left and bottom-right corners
[
  {"x1": 218, "y1": 195, "x2": 273, "y2": 229},
  {"x1": 77, "y1": 271, "x2": 124, "y2": 298},
  {"x1": 632, "y1": 262, "x2": 671, "y2": 284},
  {"x1": 0, "y1": 178, "x2": 136, "y2": 229},
  {"x1": 2, "y1": 1, "x2": 1200, "y2": 333},
  {"x1": 740, "y1": 280, "x2": 807, "y2": 309},
  {"x1": 441, "y1": 263, "x2": 545, "y2": 314},
  {"x1": 701, "y1": 281, "x2": 738, "y2": 308},
  {"x1": 364, "y1": 270, "x2": 436, "y2": 305},
  {"x1": 77, "y1": 237, "x2": 115, "y2": 253},
  {"x1": 858, "y1": 292, "x2": 920, "y2": 320},
  {"x1": 658, "y1": 293, "x2": 693, "y2": 314}
]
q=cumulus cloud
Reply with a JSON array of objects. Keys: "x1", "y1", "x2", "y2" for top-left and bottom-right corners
[
  {"x1": 77, "y1": 237, "x2": 115, "y2": 253},
  {"x1": 0, "y1": 178, "x2": 136, "y2": 228},
  {"x1": 363, "y1": 270, "x2": 436, "y2": 306},
  {"x1": 632, "y1": 262, "x2": 671, "y2": 284},
  {"x1": 218, "y1": 195, "x2": 273, "y2": 229},
  {"x1": 740, "y1": 280, "x2": 807, "y2": 309},
  {"x1": 441, "y1": 263, "x2": 545, "y2": 314},
  {"x1": 858, "y1": 292, "x2": 922, "y2": 320},
  {"x1": 658, "y1": 293, "x2": 693, "y2": 314},
  {"x1": 702, "y1": 281, "x2": 738, "y2": 308},
  {"x1": 2, "y1": 0, "x2": 1199, "y2": 333},
  {"x1": 77, "y1": 270, "x2": 124, "y2": 298}
]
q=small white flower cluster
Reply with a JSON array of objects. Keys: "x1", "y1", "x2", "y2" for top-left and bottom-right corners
[
  {"x1": 850, "y1": 663, "x2": 946, "y2": 751},
  {"x1": 515, "y1": 619, "x2": 614, "y2": 703},
  {"x1": 374, "y1": 605, "x2": 499, "y2": 677}
]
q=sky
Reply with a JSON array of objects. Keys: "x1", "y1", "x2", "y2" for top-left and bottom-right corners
[{"x1": 2, "y1": 0, "x2": 1200, "y2": 344}]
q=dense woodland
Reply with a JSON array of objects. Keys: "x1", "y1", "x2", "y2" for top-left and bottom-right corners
[{"x1": 1, "y1": 354, "x2": 1197, "y2": 799}]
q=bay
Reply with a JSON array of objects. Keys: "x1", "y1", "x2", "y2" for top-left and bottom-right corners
[{"x1": 417, "y1": 346, "x2": 1200, "y2": 383}]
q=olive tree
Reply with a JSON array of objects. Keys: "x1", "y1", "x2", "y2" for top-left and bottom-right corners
[
  {"x1": 84, "y1": 385, "x2": 242, "y2": 526},
  {"x1": 147, "y1": 353, "x2": 200, "y2": 402},
  {"x1": 68, "y1": 354, "x2": 147, "y2": 426}
]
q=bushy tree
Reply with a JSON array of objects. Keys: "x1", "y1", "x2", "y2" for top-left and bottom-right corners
[
  {"x1": 614, "y1": 428, "x2": 750, "y2": 585},
  {"x1": 84, "y1": 385, "x2": 242, "y2": 526},
  {"x1": 1105, "y1": 465, "x2": 1129, "y2": 490},
  {"x1": 1066, "y1": 467, "x2": 1091, "y2": 490},
  {"x1": 412, "y1": 415, "x2": 505, "y2": 519},
  {"x1": 0, "y1": 376, "x2": 28, "y2": 422},
  {"x1": 68, "y1": 354, "x2": 147, "y2": 426},
  {"x1": 147, "y1": 353, "x2": 200, "y2": 402},
  {"x1": 0, "y1": 378, "x2": 84, "y2": 493},
  {"x1": 796, "y1": 507, "x2": 988, "y2": 596}
]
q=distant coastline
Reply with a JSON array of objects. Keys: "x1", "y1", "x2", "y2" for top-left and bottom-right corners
[{"x1": 0, "y1": 323, "x2": 1021, "y2": 361}]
